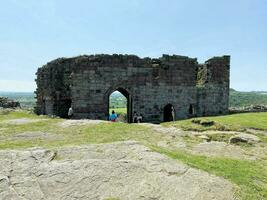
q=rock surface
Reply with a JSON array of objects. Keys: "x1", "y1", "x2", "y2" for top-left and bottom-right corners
[
  {"x1": 191, "y1": 141, "x2": 253, "y2": 160},
  {"x1": 140, "y1": 123, "x2": 186, "y2": 136},
  {"x1": 58, "y1": 119, "x2": 106, "y2": 128},
  {"x1": 229, "y1": 133, "x2": 261, "y2": 144},
  {"x1": 0, "y1": 141, "x2": 236, "y2": 200}
]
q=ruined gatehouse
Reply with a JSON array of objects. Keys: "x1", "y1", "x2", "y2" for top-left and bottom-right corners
[{"x1": 35, "y1": 54, "x2": 230, "y2": 123}]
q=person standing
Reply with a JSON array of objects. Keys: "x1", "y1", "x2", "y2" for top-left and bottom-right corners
[
  {"x1": 171, "y1": 106, "x2": 175, "y2": 121},
  {"x1": 109, "y1": 110, "x2": 118, "y2": 122},
  {"x1": 68, "y1": 107, "x2": 74, "y2": 119},
  {"x1": 133, "y1": 111, "x2": 138, "y2": 123}
]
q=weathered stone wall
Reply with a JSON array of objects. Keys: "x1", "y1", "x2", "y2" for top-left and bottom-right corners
[
  {"x1": 35, "y1": 58, "x2": 72, "y2": 118},
  {"x1": 196, "y1": 56, "x2": 230, "y2": 116},
  {"x1": 35, "y1": 54, "x2": 230, "y2": 123}
]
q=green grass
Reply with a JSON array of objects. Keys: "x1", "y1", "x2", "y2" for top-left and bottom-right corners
[
  {"x1": 109, "y1": 108, "x2": 127, "y2": 115},
  {"x1": 0, "y1": 110, "x2": 161, "y2": 149},
  {"x1": 0, "y1": 111, "x2": 62, "y2": 135},
  {"x1": 1, "y1": 110, "x2": 267, "y2": 199},
  {"x1": 164, "y1": 112, "x2": 267, "y2": 131},
  {"x1": 0, "y1": 110, "x2": 39, "y2": 120},
  {"x1": 151, "y1": 146, "x2": 267, "y2": 200},
  {"x1": 208, "y1": 132, "x2": 235, "y2": 143}
]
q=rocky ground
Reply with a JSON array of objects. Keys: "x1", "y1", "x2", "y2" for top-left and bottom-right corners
[
  {"x1": 58, "y1": 119, "x2": 106, "y2": 128},
  {"x1": 0, "y1": 141, "x2": 236, "y2": 200},
  {"x1": 142, "y1": 123, "x2": 266, "y2": 162},
  {"x1": 1, "y1": 111, "x2": 267, "y2": 199}
]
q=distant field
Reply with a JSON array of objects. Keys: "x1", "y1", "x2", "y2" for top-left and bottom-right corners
[
  {"x1": 230, "y1": 89, "x2": 267, "y2": 107},
  {"x1": 109, "y1": 91, "x2": 127, "y2": 109},
  {"x1": 0, "y1": 92, "x2": 35, "y2": 109}
]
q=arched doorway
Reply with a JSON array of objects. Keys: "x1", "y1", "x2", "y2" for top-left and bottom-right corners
[
  {"x1": 108, "y1": 87, "x2": 132, "y2": 123},
  {"x1": 163, "y1": 104, "x2": 174, "y2": 122}
]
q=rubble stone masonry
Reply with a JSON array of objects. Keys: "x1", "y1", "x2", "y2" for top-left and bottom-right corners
[{"x1": 35, "y1": 54, "x2": 230, "y2": 123}]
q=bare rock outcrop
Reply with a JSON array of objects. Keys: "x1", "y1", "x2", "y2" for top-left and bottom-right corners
[
  {"x1": 0, "y1": 141, "x2": 237, "y2": 200},
  {"x1": 229, "y1": 133, "x2": 260, "y2": 144}
]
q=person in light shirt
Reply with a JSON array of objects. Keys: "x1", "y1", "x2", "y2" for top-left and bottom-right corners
[{"x1": 68, "y1": 107, "x2": 73, "y2": 119}]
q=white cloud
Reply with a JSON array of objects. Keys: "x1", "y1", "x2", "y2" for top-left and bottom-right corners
[{"x1": 0, "y1": 80, "x2": 36, "y2": 92}]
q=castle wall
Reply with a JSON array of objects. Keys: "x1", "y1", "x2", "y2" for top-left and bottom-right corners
[
  {"x1": 35, "y1": 58, "x2": 72, "y2": 118},
  {"x1": 35, "y1": 54, "x2": 230, "y2": 123},
  {"x1": 196, "y1": 56, "x2": 230, "y2": 116},
  {"x1": 70, "y1": 55, "x2": 198, "y2": 122}
]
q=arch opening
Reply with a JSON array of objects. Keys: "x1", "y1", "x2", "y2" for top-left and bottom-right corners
[
  {"x1": 108, "y1": 88, "x2": 132, "y2": 123},
  {"x1": 163, "y1": 104, "x2": 174, "y2": 122},
  {"x1": 59, "y1": 99, "x2": 72, "y2": 118}
]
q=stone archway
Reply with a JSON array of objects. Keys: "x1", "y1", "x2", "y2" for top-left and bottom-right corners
[{"x1": 106, "y1": 87, "x2": 133, "y2": 123}]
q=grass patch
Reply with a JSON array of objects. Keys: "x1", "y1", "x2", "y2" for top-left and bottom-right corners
[
  {"x1": 208, "y1": 133, "x2": 235, "y2": 143},
  {"x1": 0, "y1": 117, "x2": 163, "y2": 150},
  {"x1": 78, "y1": 123, "x2": 162, "y2": 145},
  {"x1": 109, "y1": 108, "x2": 127, "y2": 115},
  {"x1": 164, "y1": 112, "x2": 267, "y2": 131},
  {"x1": 0, "y1": 139, "x2": 45, "y2": 149},
  {"x1": 151, "y1": 146, "x2": 267, "y2": 200},
  {"x1": 0, "y1": 109, "x2": 48, "y2": 121},
  {"x1": 0, "y1": 119, "x2": 62, "y2": 137}
]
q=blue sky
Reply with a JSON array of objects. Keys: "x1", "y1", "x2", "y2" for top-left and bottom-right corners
[{"x1": 0, "y1": 0, "x2": 266, "y2": 92}]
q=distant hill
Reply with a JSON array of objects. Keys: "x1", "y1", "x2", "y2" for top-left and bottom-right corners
[
  {"x1": 229, "y1": 89, "x2": 267, "y2": 107},
  {"x1": 110, "y1": 92, "x2": 127, "y2": 108},
  {"x1": 1, "y1": 89, "x2": 267, "y2": 110}
]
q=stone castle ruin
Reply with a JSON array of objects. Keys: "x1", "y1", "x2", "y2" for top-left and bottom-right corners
[{"x1": 35, "y1": 54, "x2": 230, "y2": 123}]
